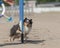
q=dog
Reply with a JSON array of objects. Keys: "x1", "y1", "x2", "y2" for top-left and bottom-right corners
[{"x1": 9, "y1": 18, "x2": 33, "y2": 42}]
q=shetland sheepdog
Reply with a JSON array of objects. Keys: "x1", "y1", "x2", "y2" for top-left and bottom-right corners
[{"x1": 9, "y1": 18, "x2": 33, "y2": 42}]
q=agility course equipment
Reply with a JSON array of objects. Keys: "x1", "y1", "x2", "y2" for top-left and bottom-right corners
[
  {"x1": 0, "y1": 1, "x2": 5, "y2": 17},
  {"x1": 0, "y1": 0, "x2": 25, "y2": 43},
  {"x1": 0, "y1": 1, "x2": 13, "y2": 22},
  {"x1": 19, "y1": 0, "x2": 24, "y2": 43}
]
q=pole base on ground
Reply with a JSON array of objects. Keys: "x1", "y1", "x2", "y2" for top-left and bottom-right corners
[{"x1": 21, "y1": 33, "x2": 24, "y2": 43}]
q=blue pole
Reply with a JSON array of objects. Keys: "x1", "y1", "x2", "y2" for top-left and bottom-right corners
[{"x1": 19, "y1": 0, "x2": 24, "y2": 43}]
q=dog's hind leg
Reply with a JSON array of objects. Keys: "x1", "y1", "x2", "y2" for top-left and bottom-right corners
[
  {"x1": 5, "y1": 37, "x2": 12, "y2": 42},
  {"x1": 9, "y1": 37, "x2": 15, "y2": 42},
  {"x1": 13, "y1": 36, "x2": 16, "y2": 41},
  {"x1": 9, "y1": 37, "x2": 12, "y2": 42}
]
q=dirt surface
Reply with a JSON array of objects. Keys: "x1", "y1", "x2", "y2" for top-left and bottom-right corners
[{"x1": 0, "y1": 12, "x2": 60, "y2": 48}]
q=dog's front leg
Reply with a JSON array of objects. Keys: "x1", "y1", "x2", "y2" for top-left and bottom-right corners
[{"x1": 24, "y1": 33, "x2": 28, "y2": 41}]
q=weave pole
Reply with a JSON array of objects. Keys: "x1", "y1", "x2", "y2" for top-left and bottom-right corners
[{"x1": 19, "y1": 0, "x2": 24, "y2": 43}]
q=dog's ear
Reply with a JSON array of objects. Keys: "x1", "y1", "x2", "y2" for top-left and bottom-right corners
[
  {"x1": 24, "y1": 18, "x2": 27, "y2": 22},
  {"x1": 25, "y1": 18, "x2": 27, "y2": 20},
  {"x1": 30, "y1": 19, "x2": 32, "y2": 21},
  {"x1": 30, "y1": 19, "x2": 33, "y2": 24},
  {"x1": 24, "y1": 18, "x2": 26, "y2": 22},
  {"x1": 30, "y1": 19, "x2": 32, "y2": 22}
]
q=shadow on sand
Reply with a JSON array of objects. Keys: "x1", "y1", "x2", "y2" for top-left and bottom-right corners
[
  {"x1": 25, "y1": 40, "x2": 45, "y2": 44},
  {"x1": 0, "y1": 40, "x2": 45, "y2": 47}
]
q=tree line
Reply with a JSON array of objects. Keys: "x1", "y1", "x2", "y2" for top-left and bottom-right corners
[
  {"x1": 1, "y1": 0, "x2": 60, "y2": 6},
  {"x1": 36, "y1": 0, "x2": 60, "y2": 4}
]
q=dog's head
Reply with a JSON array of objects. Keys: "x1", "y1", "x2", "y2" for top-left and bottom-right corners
[{"x1": 24, "y1": 18, "x2": 33, "y2": 27}]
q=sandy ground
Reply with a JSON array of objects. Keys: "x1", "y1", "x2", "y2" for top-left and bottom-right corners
[{"x1": 0, "y1": 12, "x2": 60, "y2": 48}]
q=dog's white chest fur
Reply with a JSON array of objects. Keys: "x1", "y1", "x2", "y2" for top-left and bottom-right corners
[{"x1": 24, "y1": 26, "x2": 29, "y2": 32}]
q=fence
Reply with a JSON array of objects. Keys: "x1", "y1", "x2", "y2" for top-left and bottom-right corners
[{"x1": 4, "y1": 6, "x2": 60, "y2": 17}]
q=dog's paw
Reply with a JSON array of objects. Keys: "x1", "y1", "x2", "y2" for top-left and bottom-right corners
[{"x1": 4, "y1": 39, "x2": 10, "y2": 43}]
